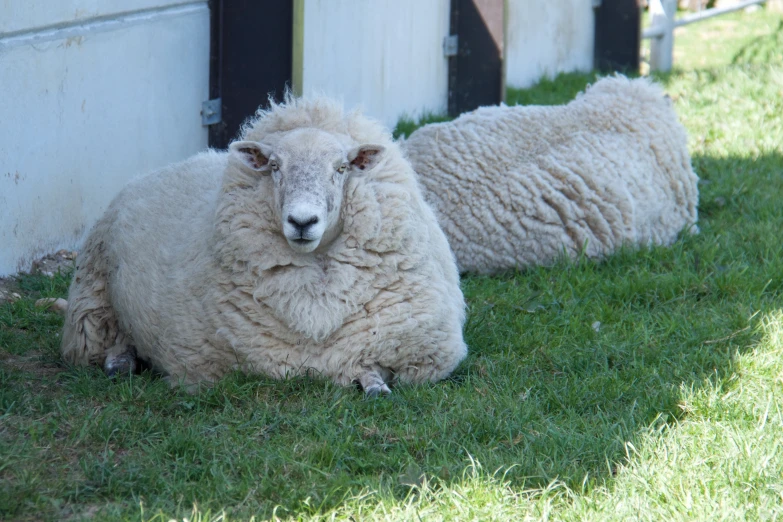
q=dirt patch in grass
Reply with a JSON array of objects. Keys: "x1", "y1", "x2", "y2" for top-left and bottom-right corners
[
  {"x1": 61, "y1": 504, "x2": 105, "y2": 521},
  {"x1": 0, "y1": 278, "x2": 21, "y2": 302},
  {"x1": 0, "y1": 250, "x2": 76, "y2": 303},
  {"x1": 0, "y1": 349, "x2": 65, "y2": 379}
]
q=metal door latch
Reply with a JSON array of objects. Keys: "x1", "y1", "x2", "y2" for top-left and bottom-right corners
[
  {"x1": 201, "y1": 98, "x2": 222, "y2": 126},
  {"x1": 443, "y1": 35, "x2": 458, "y2": 57}
]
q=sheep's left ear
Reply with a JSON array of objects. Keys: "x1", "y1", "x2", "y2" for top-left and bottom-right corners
[
  {"x1": 229, "y1": 140, "x2": 273, "y2": 172},
  {"x1": 348, "y1": 145, "x2": 385, "y2": 172}
]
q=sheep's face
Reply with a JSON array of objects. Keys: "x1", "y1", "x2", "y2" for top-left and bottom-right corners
[{"x1": 229, "y1": 128, "x2": 384, "y2": 253}]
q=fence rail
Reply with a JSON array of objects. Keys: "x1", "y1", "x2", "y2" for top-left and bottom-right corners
[{"x1": 643, "y1": 0, "x2": 768, "y2": 71}]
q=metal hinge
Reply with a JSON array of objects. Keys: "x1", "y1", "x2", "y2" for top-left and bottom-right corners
[
  {"x1": 443, "y1": 35, "x2": 458, "y2": 57},
  {"x1": 201, "y1": 98, "x2": 222, "y2": 126}
]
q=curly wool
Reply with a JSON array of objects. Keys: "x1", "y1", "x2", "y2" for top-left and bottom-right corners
[
  {"x1": 402, "y1": 75, "x2": 700, "y2": 274},
  {"x1": 61, "y1": 96, "x2": 467, "y2": 388}
]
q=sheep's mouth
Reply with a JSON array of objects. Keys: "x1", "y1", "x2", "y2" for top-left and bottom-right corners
[{"x1": 286, "y1": 236, "x2": 321, "y2": 253}]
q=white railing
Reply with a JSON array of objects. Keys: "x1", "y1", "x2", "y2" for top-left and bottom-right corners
[{"x1": 643, "y1": 0, "x2": 768, "y2": 72}]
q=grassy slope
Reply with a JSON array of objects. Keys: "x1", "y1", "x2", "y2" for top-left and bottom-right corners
[{"x1": 1, "y1": 9, "x2": 782, "y2": 522}]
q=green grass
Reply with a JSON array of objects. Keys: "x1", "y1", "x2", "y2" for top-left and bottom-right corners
[
  {"x1": 393, "y1": 112, "x2": 453, "y2": 139},
  {"x1": 2, "y1": 8, "x2": 783, "y2": 521}
]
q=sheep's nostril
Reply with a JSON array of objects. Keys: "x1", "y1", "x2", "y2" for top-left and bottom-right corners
[{"x1": 287, "y1": 215, "x2": 319, "y2": 230}]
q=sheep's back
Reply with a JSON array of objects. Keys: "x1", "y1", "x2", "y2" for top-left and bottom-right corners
[
  {"x1": 100, "y1": 151, "x2": 227, "y2": 367},
  {"x1": 404, "y1": 76, "x2": 698, "y2": 274}
]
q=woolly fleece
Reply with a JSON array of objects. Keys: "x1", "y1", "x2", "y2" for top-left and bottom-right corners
[
  {"x1": 60, "y1": 97, "x2": 467, "y2": 389},
  {"x1": 402, "y1": 75, "x2": 700, "y2": 274}
]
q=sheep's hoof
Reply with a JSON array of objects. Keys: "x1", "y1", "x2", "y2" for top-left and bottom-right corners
[
  {"x1": 356, "y1": 369, "x2": 393, "y2": 397},
  {"x1": 103, "y1": 344, "x2": 138, "y2": 377},
  {"x1": 364, "y1": 383, "x2": 392, "y2": 397},
  {"x1": 104, "y1": 354, "x2": 137, "y2": 377}
]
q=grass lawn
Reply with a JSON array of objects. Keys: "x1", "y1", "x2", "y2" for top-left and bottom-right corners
[{"x1": 2, "y1": 8, "x2": 783, "y2": 522}]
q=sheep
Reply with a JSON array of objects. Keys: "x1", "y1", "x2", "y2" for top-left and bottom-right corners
[
  {"x1": 401, "y1": 75, "x2": 699, "y2": 274},
  {"x1": 60, "y1": 96, "x2": 467, "y2": 395}
]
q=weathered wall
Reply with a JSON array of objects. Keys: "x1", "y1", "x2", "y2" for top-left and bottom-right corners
[
  {"x1": 298, "y1": 0, "x2": 451, "y2": 128},
  {"x1": 505, "y1": 0, "x2": 595, "y2": 88},
  {"x1": 0, "y1": 1, "x2": 210, "y2": 276},
  {"x1": 0, "y1": 0, "x2": 599, "y2": 275}
]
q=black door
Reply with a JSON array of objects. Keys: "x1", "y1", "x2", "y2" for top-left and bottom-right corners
[
  {"x1": 594, "y1": 0, "x2": 641, "y2": 73},
  {"x1": 208, "y1": 0, "x2": 293, "y2": 149},
  {"x1": 448, "y1": 0, "x2": 504, "y2": 116}
]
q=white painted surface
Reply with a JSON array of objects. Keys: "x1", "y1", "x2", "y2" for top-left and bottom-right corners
[
  {"x1": 300, "y1": 0, "x2": 450, "y2": 128},
  {"x1": 0, "y1": 3, "x2": 210, "y2": 275},
  {"x1": 505, "y1": 0, "x2": 595, "y2": 88},
  {"x1": 0, "y1": 0, "x2": 203, "y2": 36}
]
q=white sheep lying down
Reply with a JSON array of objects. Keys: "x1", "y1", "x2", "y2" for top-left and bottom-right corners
[
  {"x1": 61, "y1": 97, "x2": 467, "y2": 394},
  {"x1": 402, "y1": 75, "x2": 700, "y2": 274}
]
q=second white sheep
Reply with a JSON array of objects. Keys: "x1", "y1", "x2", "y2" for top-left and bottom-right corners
[{"x1": 402, "y1": 75, "x2": 699, "y2": 274}]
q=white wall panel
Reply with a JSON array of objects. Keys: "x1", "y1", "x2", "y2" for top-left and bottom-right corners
[
  {"x1": 0, "y1": 0, "x2": 203, "y2": 36},
  {"x1": 300, "y1": 0, "x2": 450, "y2": 129},
  {"x1": 505, "y1": 0, "x2": 595, "y2": 88},
  {"x1": 0, "y1": 3, "x2": 209, "y2": 275}
]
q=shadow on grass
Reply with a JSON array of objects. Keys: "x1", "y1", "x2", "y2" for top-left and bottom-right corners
[
  {"x1": 1, "y1": 146, "x2": 782, "y2": 521},
  {"x1": 731, "y1": 19, "x2": 783, "y2": 66},
  {"x1": 5, "y1": 15, "x2": 783, "y2": 513}
]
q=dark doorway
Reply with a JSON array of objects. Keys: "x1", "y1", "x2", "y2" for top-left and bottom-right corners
[
  {"x1": 594, "y1": 0, "x2": 641, "y2": 73},
  {"x1": 448, "y1": 0, "x2": 504, "y2": 116},
  {"x1": 208, "y1": 0, "x2": 293, "y2": 149}
]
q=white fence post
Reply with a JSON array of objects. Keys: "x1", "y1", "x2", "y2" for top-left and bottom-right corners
[
  {"x1": 642, "y1": 0, "x2": 768, "y2": 71},
  {"x1": 649, "y1": 0, "x2": 676, "y2": 72}
]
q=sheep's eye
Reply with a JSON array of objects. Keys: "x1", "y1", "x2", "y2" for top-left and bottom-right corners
[
  {"x1": 337, "y1": 164, "x2": 347, "y2": 174},
  {"x1": 269, "y1": 161, "x2": 279, "y2": 171}
]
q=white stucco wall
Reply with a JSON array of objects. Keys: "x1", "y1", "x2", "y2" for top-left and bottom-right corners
[
  {"x1": 0, "y1": 1, "x2": 210, "y2": 276},
  {"x1": 505, "y1": 0, "x2": 595, "y2": 88},
  {"x1": 300, "y1": 0, "x2": 450, "y2": 129},
  {"x1": 0, "y1": 0, "x2": 201, "y2": 35}
]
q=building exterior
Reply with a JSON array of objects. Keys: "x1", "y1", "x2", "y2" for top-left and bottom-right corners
[
  {"x1": 1, "y1": 1, "x2": 210, "y2": 276},
  {"x1": 0, "y1": 0, "x2": 598, "y2": 276}
]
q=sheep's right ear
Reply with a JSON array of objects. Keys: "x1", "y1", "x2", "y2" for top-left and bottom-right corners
[
  {"x1": 229, "y1": 141, "x2": 272, "y2": 172},
  {"x1": 348, "y1": 144, "x2": 385, "y2": 172}
]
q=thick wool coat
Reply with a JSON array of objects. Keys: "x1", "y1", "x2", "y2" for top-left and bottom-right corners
[
  {"x1": 61, "y1": 97, "x2": 467, "y2": 387},
  {"x1": 403, "y1": 76, "x2": 700, "y2": 274}
]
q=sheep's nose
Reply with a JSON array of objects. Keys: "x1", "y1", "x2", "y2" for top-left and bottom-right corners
[{"x1": 287, "y1": 214, "x2": 319, "y2": 231}]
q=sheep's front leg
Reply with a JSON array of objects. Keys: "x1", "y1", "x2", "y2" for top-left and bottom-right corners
[
  {"x1": 356, "y1": 369, "x2": 392, "y2": 397},
  {"x1": 103, "y1": 343, "x2": 138, "y2": 377}
]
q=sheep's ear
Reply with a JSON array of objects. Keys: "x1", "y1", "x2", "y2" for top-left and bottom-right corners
[
  {"x1": 229, "y1": 141, "x2": 272, "y2": 172},
  {"x1": 348, "y1": 145, "x2": 385, "y2": 172}
]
